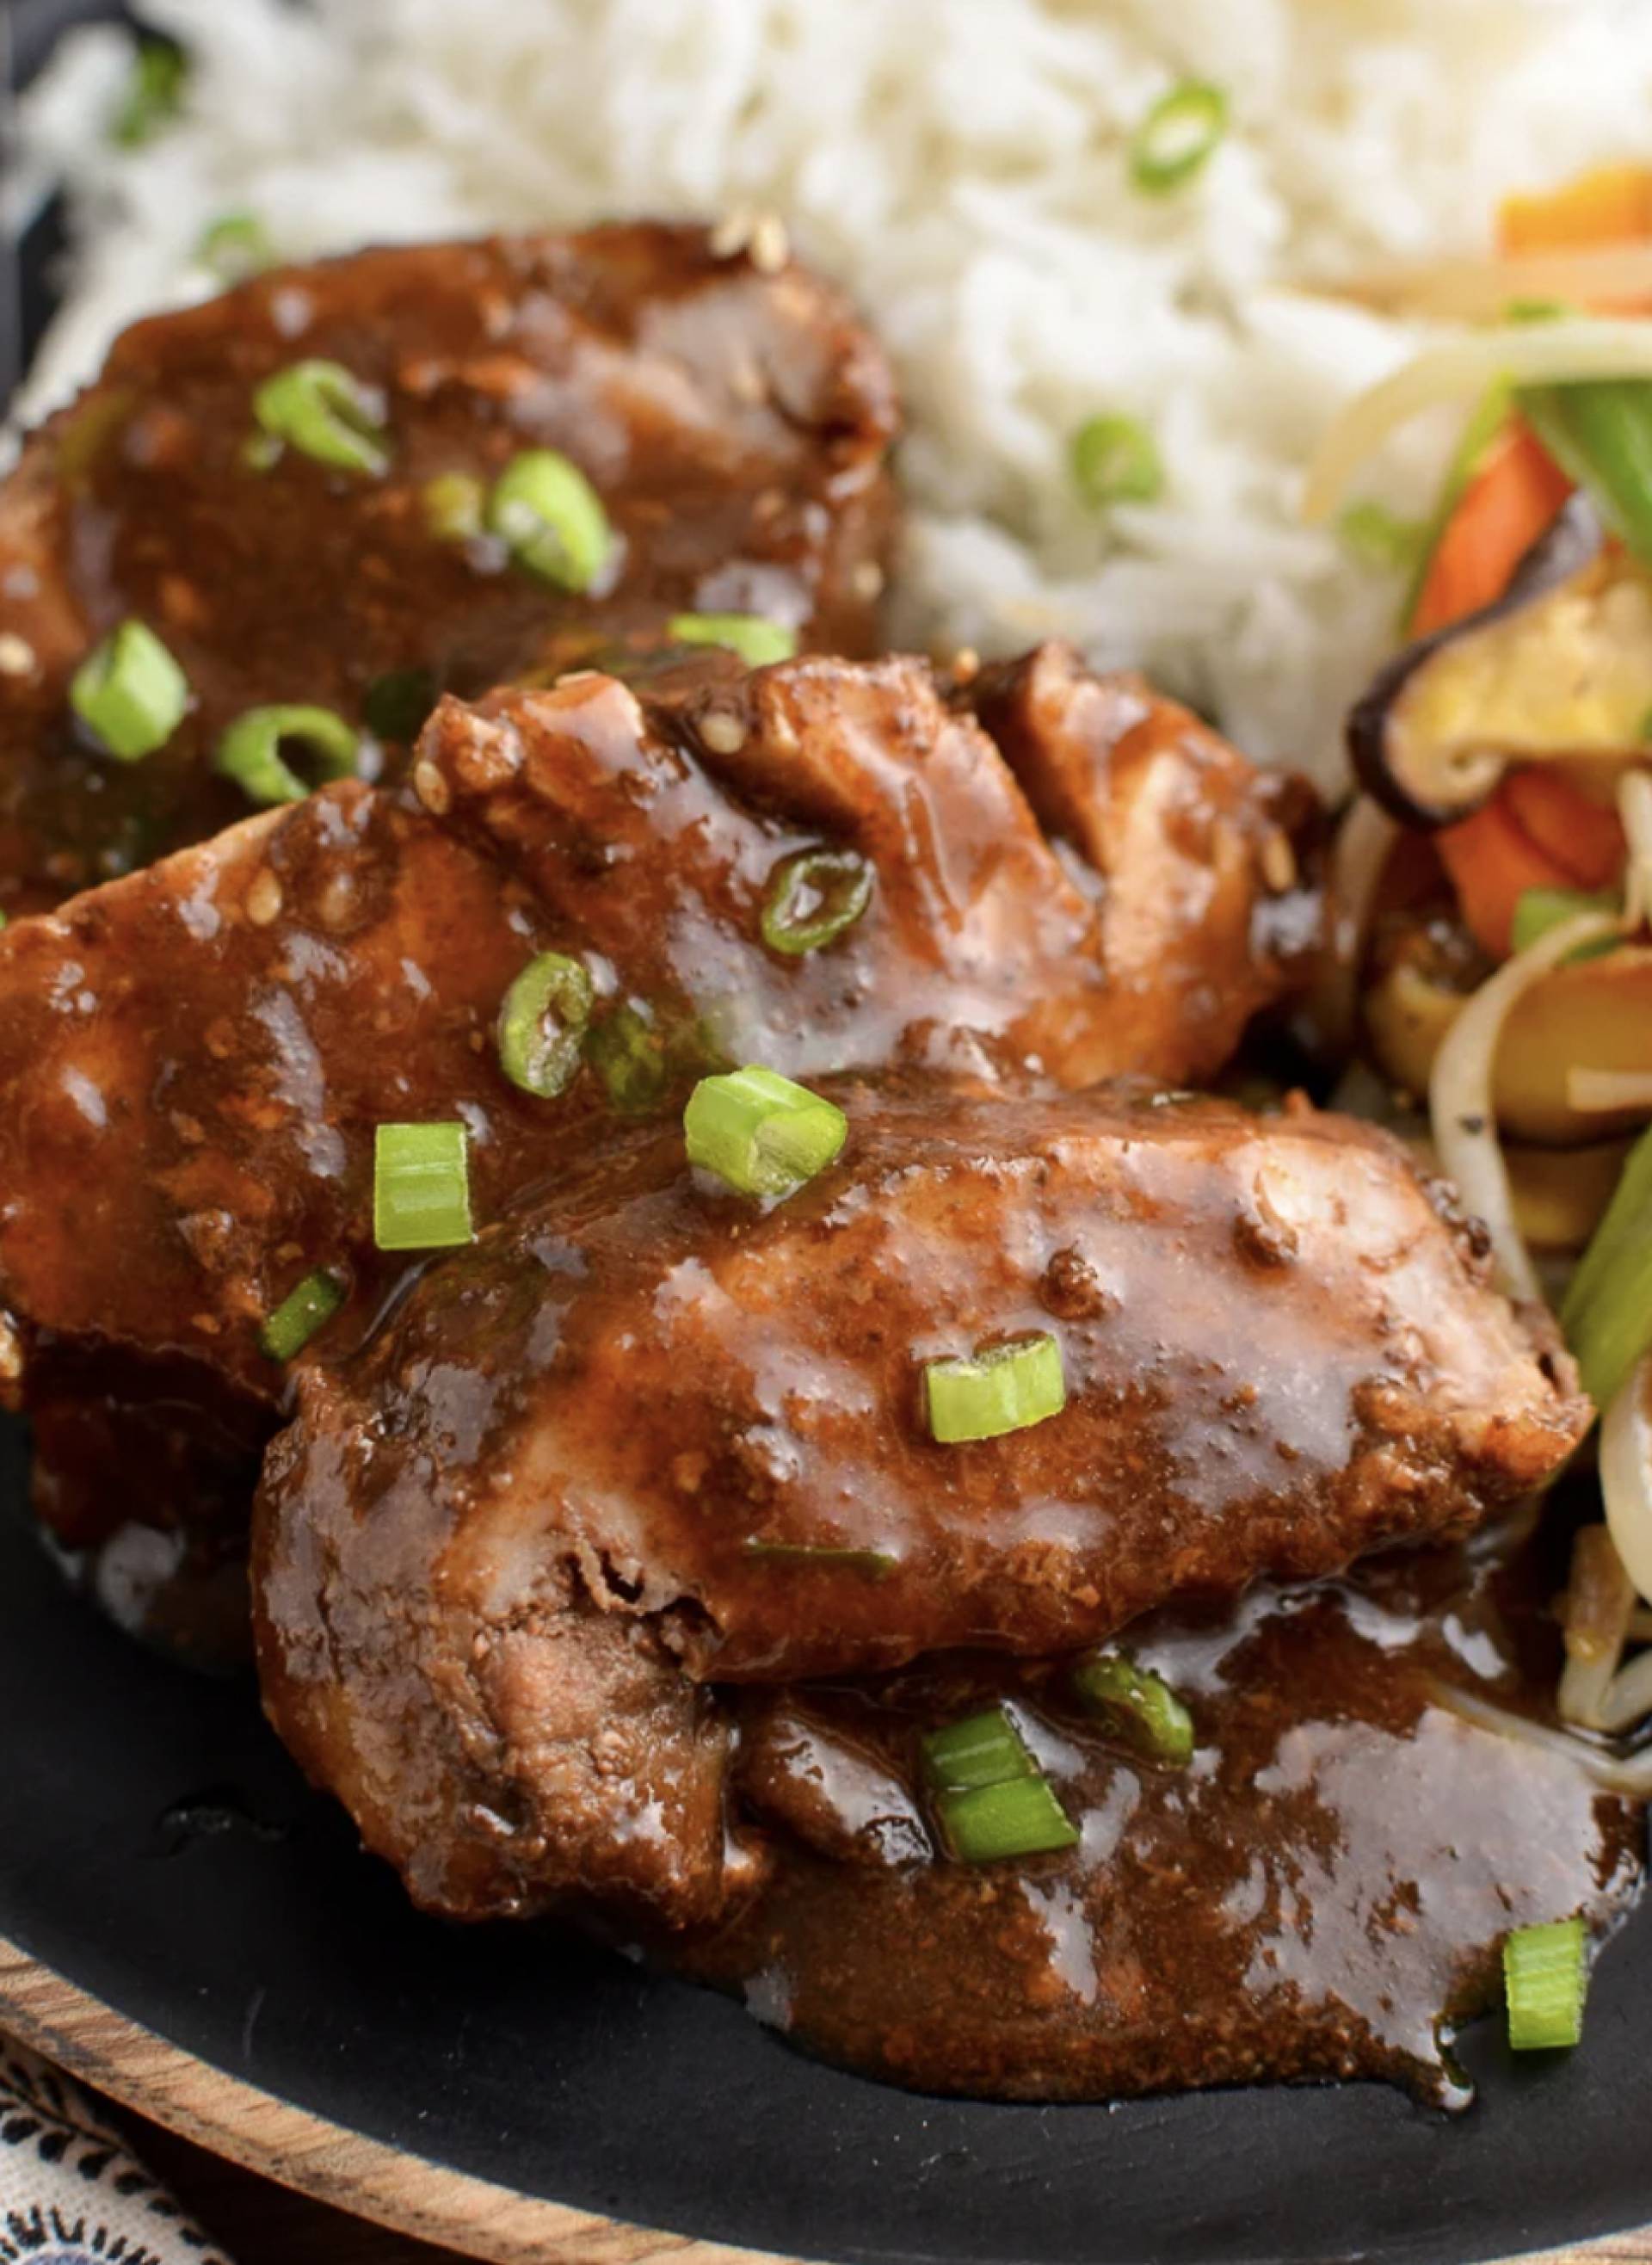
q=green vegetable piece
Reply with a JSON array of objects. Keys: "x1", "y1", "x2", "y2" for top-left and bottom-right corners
[
  {"x1": 198, "y1": 213, "x2": 274, "y2": 284},
  {"x1": 1519, "y1": 378, "x2": 1652, "y2": 569},
  {"x1": 1562, "y1": 1119, "x2": 1652, "y2": 1410},
  {"x1": 922, "y1": 1706, "x2": 1036, "y2": 1793},
  {"x1": 1129, "y1": 79, "x2": 1229, "y2": 194},
  {"x1": 667, "y1": 613, "x2": 798, "y2": 668},
  {"x1": 1338, "y1": 500, "x2": 1426, "y2": 574},
  {"x1": 422, "y1": 472, "x2": 486, "y2": 544},
  {"x1": 683, "y1": 1065, "x2": 848, "y2": 1199},
  {"x1": 1509, "y1": 885, "x2": 1621, "y2": 962},
  {"x1": 760, "y1": 847, "x2": 874, "y2": 957},
  {"x1": 112, "y1": 39, "x2": 188, "y2": 147},
  {"x1": 253, "y1": 359, "x2": 391, "y2": 477},
  {"x1": 924, "y1": 1334, "x2": 1066, "y2": 1445},
  {"x1": 1071, "y1": 1651, "x2": 1195, "y2": 1765},
  {"x1": 1071, "y1": 413, "x2": 1163, "y2": 509},
  {"x1": 259, "y1": 1269, "x2": 345, "y2": 1362},
  {"x1": 70, "y1": 620, "x2": 190, "y2": 762},
  {"x1": 373, "y1": 1122, "x2": 473, "y2": 1252},
  {"x1": 486, "y1": 450, "x2": 613, "y2": 592},
  {"x1": 1504, "y1": 1917, "x2": 1588, "y2": 2051},
  {"x1": 215, "y1": 705, "x2": 359, "y2": 806},
  {"x1": 496, "y1": 952, "x2": 594, "y2": 1100},
  {"x1": 936, "y1": 1777, "x2": 1079, "y2": 1863},
  {"x1": 588, "y1": 1003, "x2": 672, "y2": 1116}
]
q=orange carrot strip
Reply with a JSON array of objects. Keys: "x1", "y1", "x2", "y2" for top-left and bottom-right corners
[
  {"x1": 1501, "y1": 766, "x2": 1628, "y2": 890},
  {"x1": 1409, "y1": 421, "x2": 1572, "y2": 638},
  {"x1": 1500, "y1": 164, "x2": 1652, "y2": 255},
  {"x1": 1436, "y1": 794, "x2": 1579, "y2": 960}
]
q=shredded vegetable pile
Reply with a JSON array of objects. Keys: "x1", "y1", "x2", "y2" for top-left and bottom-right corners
[{"x1": 1318, "y1": 166, "x2": 1652, "y2": 1754}]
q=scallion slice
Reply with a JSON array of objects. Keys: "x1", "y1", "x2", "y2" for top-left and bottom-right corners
[
  {"x1": 70, "y1": 621, "x2": 190, "y2": 762},
  {"x1": 1519, "y1": 379, "x2": 1652, "y2": 568},
  {"x1": 373, "y1": 1122, "x2": 473, "y2": 1251},
  {"x1": 589, "y1": 1003, "x2": 671, "y2": 1116},
  {"x1": 486, "y1": 450, "x2": 613, "y2": 592},
  {"x1": 683, "y1": 1065, "x2": 847, "y2": 1198},
  {"x1": 922, "y1": 1706, "x2": 1036, "y2": 1793},
  {"x1": 253, "y1": 360, "x2": 391, "y2": 477},
  {"x1": 1072, "y1": 1651, "x2": 1195, "y2": 1766},
  {"x1": 924, "y1": 1334, "x2": 1065, "y2": 1445},
  {"x1": 937, "y1": 1777, "x2": 1079, "y2": 1864},
  {"x1": 667, "y1": 612, "x2": 797, "y2": 667},
  {"x1": 198, "y1": 213, "x2": 274, "y2": 284},
  {"x1": 422, "y1": 472, "x2": 486, "y2": 544},
  {"x1": 259, "y1": 1268, "x2": 345, "y2": 1363},
  {"x1": 496, "y1": 952, "x2": 593, "y2": 1099},
  {"x1": 742, "y1": 1540, "x2": 896, "y2": 1579},
  {"x1": 112, "y1": 38, "x2": 188, "y2": 147},
  {"x1": 1504, "y1": 1918, "x2": 1588, "y2": 2051},
  {"x1": 215, "y1": 705, "x2": 359, "y2": 806},
  {"x1": 1128, "y1": 80, "x2": 1228, "y2": 194},
  {"x1": 1510, "y1": 885, "x2": 1621, "y2": 961},
  {"x1": 1071, "y1": 413, "x2": 1162, "y2": 509},
  {"x1": 1562, "y1": 1120, "x2": 1652, "y2": 1410},
  {"x1": 760, "y1": 848, "x2": 873, "y2": 956}
]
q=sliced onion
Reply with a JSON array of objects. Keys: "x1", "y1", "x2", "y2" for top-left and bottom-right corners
[
  {"x1": 1328, "y1": 244, "x2": 1652, "y2": 322},
  {"x1": 1601, "y1": 1350, "x2": 1652, "y2": 1608},
  {"x1": 1310, "y1": 793, "x2": 1400, "y2": 1051},
  {"x1": 1429, "y1": 906, "x2": 1622, "y2": 1299},
  {"x1": 1567, "y1": 1067, "x2": 1652, "y2": 1114},
  {"x1": 1302, "y1": 318, "x2": 1652, "y2": 525},
  {"x1": 1430, "y1": 1682, "x2": 1652, "y2": 1797},
  {"x1": 1558, "y1": 1523, "x2": 1637, "y2": 1730}
]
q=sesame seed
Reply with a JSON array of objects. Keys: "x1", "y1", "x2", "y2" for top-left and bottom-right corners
[
  {"x1": 950, "y1": 646, "x2": 981, "y2": 683},
  {"x1": 245, "y1": 869, "x2": 284, "y2": 927},
  {"x1": 413, "y1": 758, "x2": 452, "y2": 816},
  {"x1": 710, "y1": 207, "x2": 755, "y2": 259},
  {"x1": 699, "y1": 706, "x2": 749, "y2": 756},
  {"x1": 852, "y1": 559, "x2": 885, "y2": 602},
  {"x1": 0, "y1": 633, "x2": 37, "y2": 677},
  {"x1": 1260, "y1": 830, "x2": 1298, "y2": 895},
  {"x1": 0, "y1": 1313, "x2": 22, "y2": 1386},
  {"x1": 749, "y1": 213, "x2": 790, "y2": 275}
]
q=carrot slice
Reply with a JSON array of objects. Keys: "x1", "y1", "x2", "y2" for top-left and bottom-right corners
[
  {"x1": 1436, "y1": 796, "x2": 1575, "y2": 959},
  {"x1": 1500, "y1": 766, "x2": 1627, "y2": 890},
  {"x1": 1409, "y1": 420, "x2": 1572, "y2": 638},
  {"x1": 1500, "y1": 164, "x2": 1652, "y2": 255}
]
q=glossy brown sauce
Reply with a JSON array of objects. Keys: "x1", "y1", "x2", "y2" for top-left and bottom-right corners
[{"x1": 681, "y1": 1536, "x2": 1643, "y2": 2107}]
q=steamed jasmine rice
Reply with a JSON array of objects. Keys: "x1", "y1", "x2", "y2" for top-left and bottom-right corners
[{"x1": 12, "y1": 0, "x2": 1652, "y2": 784}]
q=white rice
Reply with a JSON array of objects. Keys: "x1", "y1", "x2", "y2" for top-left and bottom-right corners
[{"x1": 12, "y1": 0, "x2": 1652, "y2": 785}]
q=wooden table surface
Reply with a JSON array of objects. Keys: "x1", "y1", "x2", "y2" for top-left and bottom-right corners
[{"x1": 114, "y1": 2091, "x2": 1652, "y2": 2265}]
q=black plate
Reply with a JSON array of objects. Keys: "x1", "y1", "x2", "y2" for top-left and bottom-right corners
[{"x1": 3, "y1": 7, "x2": 1652, "y2": 2259}]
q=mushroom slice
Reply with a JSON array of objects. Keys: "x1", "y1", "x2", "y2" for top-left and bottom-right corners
[{"x1": 1347, "y1": 497, "x2": 1652, "y2": 825}]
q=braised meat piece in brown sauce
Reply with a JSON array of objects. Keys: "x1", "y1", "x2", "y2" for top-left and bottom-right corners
[
  {"x1": 253, "y1": 1079, "x2": 1586, "y2": 1929},
  {"x1": 0, "y1": 222, "x2": 897, "y2": 915}
]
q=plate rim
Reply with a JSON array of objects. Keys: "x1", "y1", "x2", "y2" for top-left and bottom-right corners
[{"x1": 0, "y1": 1929, "x2": 784, "y2": 2265}]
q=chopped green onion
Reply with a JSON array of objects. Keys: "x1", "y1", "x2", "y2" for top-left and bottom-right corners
[
  {"x1": 198, "y1": 213, "x2": 274, "y2": 284},
  {"x1": 936, "y1": 1777, "x2": 1079, "y2": 1864},
  {"x1": 496, "y1": 952, "x2": 593, "y2": 1099},
  {"x1": 1562, "y1": 1120, "x2": 1652, "y2": 1410},
  {"x1": 486, "y1": 450, "x2": 613, "y2": 592},
  {"x1": 760, "y1": 848, "x2": 873, "y2": 957},
  {"x1": 1510, "y1": 886, "x2": 1621, "y2": 962},
  {"x1": 215, "y1": 705, "x2": 359, "y2": 806},
  {"x1": 422, "y1": 472, "x2": 486, "y2": 544},
  {"x1": 1504, "y1": 1918, "x2": 1588, "y2": 2051},
  {"x1": 924, "y1": 1334, "x2": 1066, "y2": 1445},
  {"x1": 1519, "y1": 379, "x2": 1652, "y2": 568},
  {"x1": 742, "y1": 1540, "x2": 896, "y2": 1579},
  {"x1": 70, "y1": 621, "x2": 189, "y2": 762},
  {"x1": 253, "y1": 360, "x2": 391, "y2": 477},
  {"x1": 589, "y1": 1002, "x2": 671, "y2": 1116},
  {"x1": 362, "y1": 668, "x2": 438, "y2": 744},
  {"x1": 1338, "y1": 500, "x2": 1426, "y2": 575},
  {"x1": 373, "y1": 1122, "x2": 473, "y2": 1251},
  {"x1": 1071, "y1": 414, "x2": 1162, "y2": 509},
  {"x1": 1071, "y1": 1651, "x2": 1195, "y2": 1766},
  {"x1": 259, "y1": 1269, "x2": 345, "y2": 1363},
  {"x1": 112, "y1": 39, "x2": 188, "y2": 147},
  {"x1": 922, "y1": 1706, "x2": 1036, "y2": 1793},
  {"x1": 1128, "y1": 80, "x2": 1228, "y2": 194},
  {"x1": 667, "y1": 613, "x2": 798, "y2": 668},
  {"x1": 683, "y1": 1065, "x2": 847, "y2": 1198}
]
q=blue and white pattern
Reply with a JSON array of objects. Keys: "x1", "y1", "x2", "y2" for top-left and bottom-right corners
[{"x1": 0, "y1": 2046, "x2": 228, "y2": 2265}]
